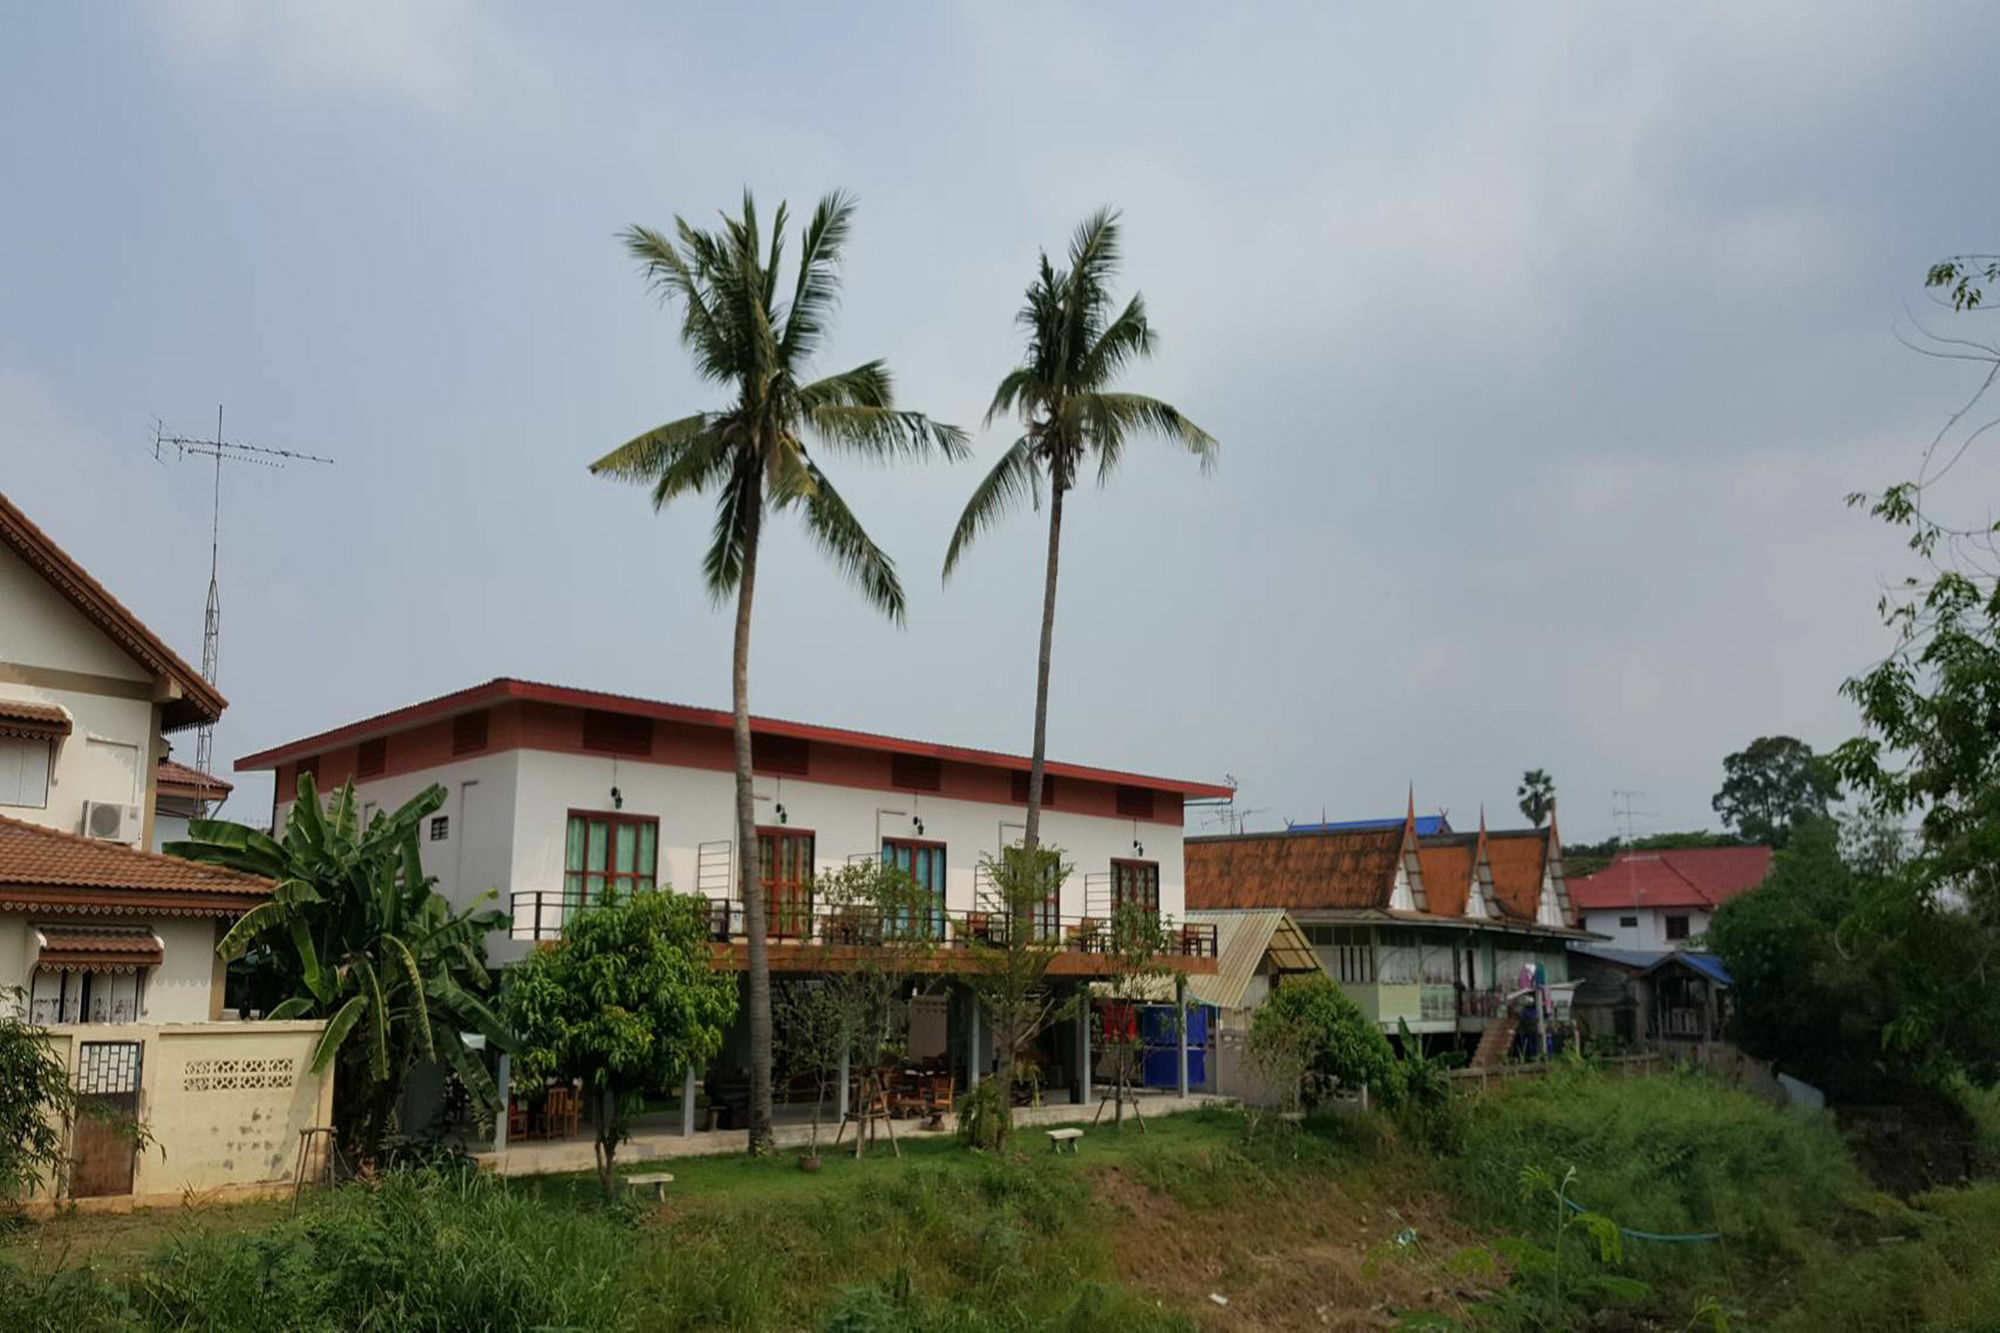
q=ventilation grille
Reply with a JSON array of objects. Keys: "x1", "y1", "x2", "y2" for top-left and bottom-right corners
[
  {"x1": 582, "y1": 710, "x2": 652, "y2": 757},
  {"x1": 356, "y1": 737, "x2": 387, "y2": 778},
  {"x1": 1011, "y1": 770, "x2": 1057, "y2": 807},
  {"x1": 891, "y1": 753, "x2": 942, "y2": 792},
  {"x1": 752, "y1": 733, "x2": 810, "y2": 776},
  {"x1": 451, "y1": 710, "x2": 489, "y2": 755},
  {"x1": 1115, "y1": 785, "x2": 1155, "y2": 819}
]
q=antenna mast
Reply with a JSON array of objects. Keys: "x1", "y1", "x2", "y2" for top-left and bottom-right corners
[{"x1": 154, "y1": 407, "x2": 334, "y2": 805}]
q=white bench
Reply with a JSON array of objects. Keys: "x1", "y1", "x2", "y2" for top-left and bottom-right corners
[
  {"x1": 1046, "y1": 1128, "x2": 1083, "y2": 1155},
  {"x1": 623, "y1": 1171, "x2": 675, "y2": 1201}
]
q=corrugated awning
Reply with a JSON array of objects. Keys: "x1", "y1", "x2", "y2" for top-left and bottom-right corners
[
  {"x1": 0, "y1": 699, "x2": 72, "y2": 741},
  {"x1": 36, "y1": 925, "x2": 165, "y2": 972}
]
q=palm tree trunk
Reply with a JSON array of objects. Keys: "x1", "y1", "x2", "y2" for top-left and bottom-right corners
[
  {"x1": 1023, "y1": 481, "x2": 1065, "y2": 851},
  {"x1": 735, "y1": 481, "x2": 775, "y2": 1154}
]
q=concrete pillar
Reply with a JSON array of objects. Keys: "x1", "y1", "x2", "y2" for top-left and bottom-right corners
[
  {"x1": 1176, "y1": 975, "x2": 1190, "y2": 1098},
  {"x1": 966, "y1": 997, "x2": 981, "y2": 1090},
  {"x1": 1075, "y1": 990, "x2": 1093, "y2": 1104},
  {"x1": 681, "y1": 1063, "x2": 697, "y2": 1137},
  {"x1": 837, "y1": 1029, "x2": 851, "y2": 1123},
  {"x1": 492, "y1": 1053, "x2": 511, "y2": 1154}
]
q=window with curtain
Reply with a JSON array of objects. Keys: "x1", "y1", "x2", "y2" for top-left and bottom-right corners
[
  {"x1": 563, "y1": 810, "x2": 659, "y2": 920},
  {"x1": 882, "y1": 838, "x2": 947, "y2": 938},
  {"x1": 1111, "y1": 859, "x2": 1160, "y2": 915}
]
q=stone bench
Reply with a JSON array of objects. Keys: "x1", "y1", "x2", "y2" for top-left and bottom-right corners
[
  {"x1": 1046, "y1": 1128, "x2": 1083, "y2": 1155},
  {"x1": 624, "y1": 1172, "x2": 675, "y2": 1201}
]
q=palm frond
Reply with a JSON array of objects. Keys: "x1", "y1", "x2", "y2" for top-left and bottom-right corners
[
  {"x1": 384, "y1": 934, "x2": 434, "y2": 1061},
  {"x1": 985, "y1": 366, "x2": 1044, "y2": 429},
  {"x1": 808, "y1": 401, "x2": 969, "y2": 466},
  {"x1": 1067, "y1": 391, "x2": 1218, "y2": 484},
  {"x1": 216, "y1": 901, "x2": 287, "y2": 960},
  {"x1": 622, "y1": 224, "x2": 736, "y2": 383},
  {"x1": 587, "y1": 413, "x2": 711, "y2": 483},
  {"x1": 701, "y1": 463, "x2": 760, "y2": 600},
  {"x1": 792, "y1": 461, "x2": 905, "y2": 622},
  {"x1": 943, "y1": 435, "x2": 1042, "y2": 578},
  {"x1": 781, "y1": 190, "x2": 857, "y2": 367},
  {"x1": 1078, "y1": 294, "x2": 1155, "y2": 391},
  {"x1": 799, "y1": 360, "x2": 893, "y2": 411}
]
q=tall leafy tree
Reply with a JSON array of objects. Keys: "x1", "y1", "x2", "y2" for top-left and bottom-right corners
[
  {"x1": 1517, "y1": 768, "x2": 1556, "y2": 828},
  {"x1": 504, "y1": 887, "x2": 737, "y2": 1199},
  {"x1": 169, "y1": 774, "x2": 513, "y2": 1159},
  {"x1": 944, "y1": 210, "x2": 1215, "y2": 851},
  {"x1": 1712, "y1": 736, "x2": 1838, "y2": 849},
  {"x1": 590, "y1": 191, "x2": 966, "y2": 1151}
]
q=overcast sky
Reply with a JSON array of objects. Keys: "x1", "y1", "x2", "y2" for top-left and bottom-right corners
[{"x1": 3, "y1": 2, "x2": 1995, "y2": 842}]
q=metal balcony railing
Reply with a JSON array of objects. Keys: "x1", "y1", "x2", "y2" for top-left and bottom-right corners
[{"x1": 509, "y1": 889, "x2": 1219, "y2": 959}]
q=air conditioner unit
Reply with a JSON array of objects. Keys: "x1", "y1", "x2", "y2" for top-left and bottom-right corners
[{"x1": 82, "y1": 799, "x2": 142, "y2": 844}]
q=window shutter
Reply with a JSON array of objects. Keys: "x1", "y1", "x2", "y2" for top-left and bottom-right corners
[
  {"x1": 1115, "y1": 785, "x2": 1155, "y2": 819},
  {"x1": 890, "y1": 754, "x2": 942, "y2": 792},
  {"x1": 452, "y1": 710, "x2": 489, "y2": 755},
  {"x1": 1011, "y1": 770, "x2": 1057, "y2": 806},
  {"x1": 751, "y1": 733, "x2": 810, "y2": 776},
  {"x1": 582, "y1": 710, "x2": 652, "y2": 757},
  {"x1": 356, "y1": 737, "x2": 387, "y2": 778}
]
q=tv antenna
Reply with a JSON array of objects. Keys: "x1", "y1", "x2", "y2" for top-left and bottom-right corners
[
  {"x1": 1609, "y1": 789, "x2": 1655, "y2": 842},
  {"x1": 153, "y1": 407, "x2": 334, "y2": 800}
]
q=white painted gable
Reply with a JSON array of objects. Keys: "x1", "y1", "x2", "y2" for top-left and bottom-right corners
[
  {"x1": 1389, "y1": 858, "x2": 1416, "y2": 911},
  {"x1": 1536, "y1": 868, "x2": 1564, "y2": 927},
  {"x1": 1464, "y1": 875, "x2": 1489, "y2": 919}
]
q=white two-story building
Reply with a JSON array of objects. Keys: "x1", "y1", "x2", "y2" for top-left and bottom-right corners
[
  {"x1": 237, "y1": 677, "x2": 1227, "y2": 1104},
  {"x1": 0, "y1": 488, "x2": 269, "y2": 1025}
]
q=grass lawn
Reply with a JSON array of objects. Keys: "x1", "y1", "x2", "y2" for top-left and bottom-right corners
[{"x1": 8, "y1": 1076, "x2": 2000, "y2": 1331}]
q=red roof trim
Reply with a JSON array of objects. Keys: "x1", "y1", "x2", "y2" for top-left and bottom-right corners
[
  {"x1": 235, "y1": 677, "x2": 1235, "y2": 799},
  {"x1": 0, "y1": 489, "x2": 224, "y2": 731}
]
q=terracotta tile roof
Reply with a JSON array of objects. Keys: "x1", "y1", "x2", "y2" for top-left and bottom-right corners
[
  {"x1": 0, "y1": 489, "x2": 224, "y2": 731},
  {"x1": 0, "y1": 698, "x2": 72, "y2": 739},
  {"x1": 1416, "y1": 838, "x2": 1476, "y2": 917},
  {"x1": 1569, "y1": 846, "x2": 1771, "y2": 911},
  {"x1": 1484, "y1": 830, "x2": 1550, "y2": 922},
  {"x1": 0, "y1": 812, "x2": 268, "y2": 914},
  {"x1": 36, "y1": 925, "x2": 164, "y2": 971},
  {"x1": 1186, "y1": 827, "x2": 1403, "y2": 911},
  {"x1": 156, "y1": 757, "x2": 233, "y2": 795}
]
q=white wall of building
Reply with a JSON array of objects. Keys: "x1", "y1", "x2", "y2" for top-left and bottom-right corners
[
  {"x1": 1577, "y1": 906, "x2": 1711, "y2": 951},
  {"x1": 0, "y1": 544, "x2": 163, "y2": 842},
  {"x1": 316, "y1": 746, "x2": 1186, "y2": 965}
]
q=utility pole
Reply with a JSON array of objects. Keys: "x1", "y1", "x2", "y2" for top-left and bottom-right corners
[{"x1": 154, "y1": 408, "x2": 333, "y2": 806}]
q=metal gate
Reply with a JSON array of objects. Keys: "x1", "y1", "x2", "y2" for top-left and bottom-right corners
[{"x1": 71, "y1": 1040, "x2": 143, "y2": 1198}]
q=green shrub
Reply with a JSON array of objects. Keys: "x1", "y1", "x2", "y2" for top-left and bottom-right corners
[{"x1": 1248, "y1": 975, "x2": 1401, "y2": 1110}]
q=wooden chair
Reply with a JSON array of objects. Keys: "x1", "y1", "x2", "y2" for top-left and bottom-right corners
[
  {"x1": 888, "y1": 1069, "x2": 929, "y2": 1119},
  {"x1": 543, "y1": 1086, "x2": 581, "y2": 1139},
  {"x1": 926, "y1": 1074, "x2": 955, "y2": 1117},
  {"x1": 507, "y1": 1097, "x2": 531, "y2": 1142},
  {"x1": 1069, "y1": 917, "x2": 1102, "y2": 952}
]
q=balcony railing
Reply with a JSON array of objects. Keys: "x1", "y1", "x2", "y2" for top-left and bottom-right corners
[
  {"x1": 1458, "y1": 986, "x2": 1510, "y2": 1019},
  {"x1": 510, "y1": 890, "x2": 1219, "y2": 959}
]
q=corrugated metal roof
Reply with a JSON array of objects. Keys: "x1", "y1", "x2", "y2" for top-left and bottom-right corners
[
  {"x1": 1640, "y1": 951, "x2": 1733, "y2": 986},
  {"x1": 1288, "y1": 815, "x2": 1451, "y2": 836},
  {"x1": 1188, "y1": 909, "x2": 1326, "y2": 1009}
]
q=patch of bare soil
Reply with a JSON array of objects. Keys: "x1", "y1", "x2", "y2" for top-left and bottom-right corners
[{"x1": 1095, "y1": 1158, "x2": 1493, "y2": 1331}]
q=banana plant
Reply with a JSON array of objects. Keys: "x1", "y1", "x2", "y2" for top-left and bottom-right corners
[{"x1": 169, "y1": 772, "x2": 513, "y2": 1159}]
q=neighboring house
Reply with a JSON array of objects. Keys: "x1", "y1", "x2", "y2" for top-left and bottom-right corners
[
  {"x1": 1186, "y1": 799, "x2": 1590, "y2": 1044},
  {"x1": 235, "y1": 676, "x2": 1226, "y2": 1103},
  {"x1": 1569, "y1": 945, "x2": 1733, "y2": 1046},
  {"x1": 0, "y1": 488, "x2": 268, "y2": 1023},
  {"x1": 1568, "y1": 846, "x2": 1772, "y2": 950},
  {"x1": 151, "y1": 756, "x2": 232, "y2": 851}
]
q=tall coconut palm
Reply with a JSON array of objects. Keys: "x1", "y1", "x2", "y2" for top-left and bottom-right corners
[
  {"x1": 944, "y1": 210, "x2": 1215, "y2": 851},
  {"x1": 1518, "y1": 768, "x2": 1556, "y2": 828},
  {"x1": 591, "y1": 191, "x2": 966, "y2": 1152}
]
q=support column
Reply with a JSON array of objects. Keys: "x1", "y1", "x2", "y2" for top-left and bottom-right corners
[
  {"x1": 837, "y1": 1030, "x2": 851, "y2": 1123},
  {"x1": 1075, "y1": 990, "x2": 1093, "y2": 1104},
  {"x1": 966, "y1": 997, "x2": 981, "y2": 1091},
  {"x1": 681, "y1": 1064, "x2": 697, "y2": 1137},
  {"x1": 493, "y1": 1053, "x2": 511, "y2": 1155},
  {"x1": 1176, "y1": 974, "x2": 1190, "y2": 1098}
]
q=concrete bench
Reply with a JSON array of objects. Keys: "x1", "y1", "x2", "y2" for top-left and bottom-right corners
[
  {"x1": 1046, "y1": 1128, "x2": 1083, "y2": 1154},
  {"x1": 623, "y1": 1172, "x2": 675, "y2": 1201}
]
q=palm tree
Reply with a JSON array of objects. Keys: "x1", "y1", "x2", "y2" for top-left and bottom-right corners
[
  {"x1": 1518, "y1": 769, "x2": 1556, "y2": 828},
  {"x1": 169, "y1": 774, "x2": 512, "y2": 1159},
  {"x1": 945, "y1": 210, "x2": 1215, "y2": 851},
  {"x1": 590, "y1": 191, "x2": 966, "y2": 1152}
]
